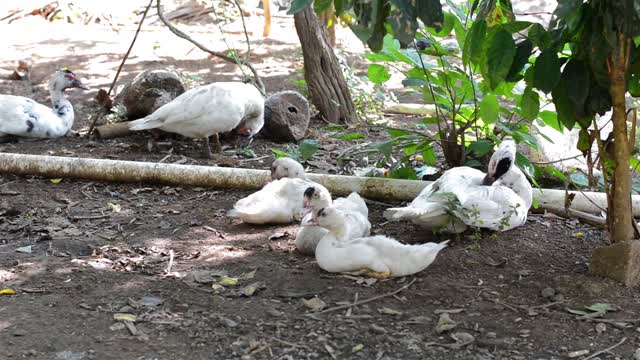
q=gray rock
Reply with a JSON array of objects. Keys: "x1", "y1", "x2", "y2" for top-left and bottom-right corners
[
  {"x1": 263, "y1": 91, "x2": 310, "y2": 142},
  {"x1": 541, "y1": 287, "x2": 556, "y2": 299},
  {"x1": 115, "y1": 69, "x2": 186, "y2": 120}
]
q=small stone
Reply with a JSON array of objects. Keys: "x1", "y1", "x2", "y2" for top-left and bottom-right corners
[
  {"x1": 486, "y1": 332, "x2": 497, "y2": 339},
  {"x1": 595, "y1": 323, "x2": 607, "y2": 334},
  {"x1": 541, "y1": 287, "x2": 556, "y2": 299},
  {"x1": 633, "y1": 348, "x2": 640, "y2": 360},
  {"x1": 568, "y1": 350, "x2": 589, "y2": 358},
  {"x1": 109, "y1": 323, "x2": 126, "y2": 331},
  {"x1": 221, "y1": 317, "x2": 238, "y2": 328},
  {"x1": 370, "y1": 324, "x2": 387, "y2": 334},
  {"x1": 266, "y1": 308, "x2": 283, "y2": 318}
]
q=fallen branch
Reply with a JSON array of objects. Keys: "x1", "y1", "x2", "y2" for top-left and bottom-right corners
[
  {"x1": 582, "y1": 337, "x2": 627, "y2": 360},
  {"x1": 93, "y1": 122, "x2": 133, "y2": 140},
  {"x1": 156, "y1": 0, "x2": 265, "y2": 94},
  {"x1": 315, "y1": 279, "x2": 416, "y2": 314},
  {"x1": 87, "y1": 0, "x2": 154, "y2": 136},
  {"x1": 531, "y1": 205, "x2": 607, "y2": 228},
  {"x1": 1, "y1": 153, "x2": 640, "y2": 215}
]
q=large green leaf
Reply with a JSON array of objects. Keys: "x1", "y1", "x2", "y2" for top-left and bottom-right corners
[
  {"x1": 561, "y1": 59, "x2": 590, "y2": 118},
  {"x1": 287, "y1": 0, "x2": 313, "y2": 14},
  {"x1": 528, "y1": 23, "x2": 551, "y2": 49},
  {"x1": 538, "y1": 110, "x2": 563, "y2": 132},
  {"x1": 468, "y1": 139, "x2": 495, "y2": 157},
  {"x1": 463, "y1": 19, "x2": 487, "y2": 66},
  {"x1": 551, "y1": 78, "x2": 576, "y2": 129},
  {"x1": 501, "y1": 21, "x2": 533, "y2": 33},
  {"x1": 533, "y1": 50, "x2": 561, "y2": 94},
  {"x1": 630, "y1": 72, "x2": 640, "y2": 97},
  {"x1": 416, "y1": 0, "x2": 444, "y2": 30},
  {"x1": 506, "y1": 39, "x2": 533, "y2": 82},
  {"x1": 428, "y1": 12, "x2": 455, "y2": 37},
  {"x1": 313, "y1": 0, "x2": 333, "y2": 13},
  {"x1": 577, "y1": 128, "x2": 592, "y2": 156},
  {"x1": 299, "y1": 139, "x2": 320, "y2": 161},
  {"x1": 485, "y1": 29, "x2": 516, "y2": 89},
  {"x1": 479, "y1": 94, "x2": 500, "y2": 123},
  {"x1": 519, "y1": 86, "x2": 539, "y2": 120},
  {"x1": 367, "y1": 64, "x2": 391, "y2": 84},
  {"x1": 388, "y1": 0, "x2": 418, "y2": 45}
]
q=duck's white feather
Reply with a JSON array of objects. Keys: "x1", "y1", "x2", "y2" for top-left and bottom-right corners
[
  {"x1": 296, "y1": 191, "x2": 370, "y2": 255},
  {"x1": 228, "y1": 178, "x2": 327, "y2": 224},
  {"x1": 314, "y1": 207, "x2": 447, "y2": 277},
  {"x1": 128, "y1": 82, "x2": 264, "y2": 138}
]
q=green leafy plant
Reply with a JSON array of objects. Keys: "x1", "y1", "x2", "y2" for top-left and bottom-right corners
[{"x1": 272, "y1": 139, "x2": 320, "y2": 162}]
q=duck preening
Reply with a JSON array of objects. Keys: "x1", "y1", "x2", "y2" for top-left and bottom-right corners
[
  {"x1": 295, "y1": 185, "x2": 370, "y2": 255},
  {"x1": 0, "y1": 68, "x2": 88, "y2": 140},
  {"x1": 127, "y1": 81, "x2": 264, "y2": 159},
  {"x1": 305, "y1": 206, "x2": 448, "y2": 278},
  {"x1": 384, "y1": 139, "x2": 533, "y2": 233}
]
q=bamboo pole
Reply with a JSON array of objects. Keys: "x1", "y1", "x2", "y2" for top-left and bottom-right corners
[{"x1": 0, "y1": 153, "x2": 638, "y2": 216}]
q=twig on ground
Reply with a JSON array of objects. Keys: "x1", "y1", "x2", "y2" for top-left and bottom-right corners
[
  {"x1": 582, "y1": 337, "x2": 627, "y2": 360},
  {"x1": 532, "y1": 205, "x2": 606, "y2": 228},
  {"x1": 156, "y1": 0, "x2": 265, "y2": 94},
  {"x1": 87, "y1": 0, "x2": 154, "y2": 136},
  {"x1": 345, "y1": 292, "x2": 358, "y2": 316},
  {"x1": 166, "y1": 249, "x2": 175, "y2": 274},
  {"x1": 315, "y1": 279, "x2": 416, "y2": 315},
  {"x1": 70, "y1": 214, "x2": 110, "y2": 221}
]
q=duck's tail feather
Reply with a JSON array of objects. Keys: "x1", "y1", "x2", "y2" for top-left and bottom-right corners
[{"x1": 128, "y1": 116, "x2": 162, "y2": 131}]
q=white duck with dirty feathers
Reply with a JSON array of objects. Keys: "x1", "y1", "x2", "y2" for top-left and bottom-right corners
[
  {"x1": 128, "y1": 81, "x2": 264, "y2": 158},
  {"x1": 228, "y1": 177, "x2": 331, "y2": 224},
  {"x1": 270, "y1": 157, "x2": 306, "y2": 180},
  {"x1": 384, "y1": 139, "x2": 533, "y2": 233},
  {"x1": 295, "y1": 185, "x2": 370, "y2": 255},
  {"x1": 0, "y1": 68, "x2": 88, "y2": 139},
  {"x1": 305, "y1": 206, "x2": 448, "y2": 278}
]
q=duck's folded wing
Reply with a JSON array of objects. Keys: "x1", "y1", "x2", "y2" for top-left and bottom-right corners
[
  {"x1": 456, "y1": 186, "x2": 527, "y2": 231},
  {"x1": 0, "y1": 95, "x2": 50, "y2": 135}
]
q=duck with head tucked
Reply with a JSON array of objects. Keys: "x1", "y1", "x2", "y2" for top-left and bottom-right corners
[
  {"x1": 0, "y1": 68, "x2": 88, "y2": 140},
  {"x1": 384, "y1": 139, "x2": 533, "y2": 233}
]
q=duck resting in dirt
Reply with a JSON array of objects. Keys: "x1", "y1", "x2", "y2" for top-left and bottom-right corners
[
  {"x1": 383, "y1": 139, "x2": 533, "y2": 233},
  {"x1": 304, "y1": 206, "x2": 449, "y2": 278},
  {"x1": 0, "y1": 68, "x2": 88, "y2": 140},
  {"x1": 295, "y1": 185, "x2": 370, "y2": 255},
  {"x1": 127, "y1": 81, "x2": 264, "y2": 159}
]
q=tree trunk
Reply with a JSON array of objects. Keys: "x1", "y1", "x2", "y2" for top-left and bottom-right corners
[
  {"x1": 319, "y1": 7, "x2": 336, "y2": 47},
  {"x1": 607, "y1": 32, "x2": 636, "y2": 243},
  {"x1": 294, "y1": 5, "x2": 358, "y2": 123}
]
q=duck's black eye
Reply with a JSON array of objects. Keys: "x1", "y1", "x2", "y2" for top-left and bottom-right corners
[{"x1": 318, "y1": 208, "x2": 325, "y2": 217}]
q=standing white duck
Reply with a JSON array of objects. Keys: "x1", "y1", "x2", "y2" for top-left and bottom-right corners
[
  {"x1": 306, "y1": 206, "x2": 449, "y2": 278},
  {"x1": 227, "y1": 177, "x2": 330, "y2": 224},
  {"x1": 271, "y1": 157, "x2": 306, "y2": 180},
  {"x1": 127, "y1": 81, "x2": 264, "y2": 159},
  {"x1": 384, "y1": 139, "x2": 533, "y2": 233},
  {"x1": 0, "y1": 68, "x2": 88, "y2": 140},
  {"x1": 295, "y1": 185, "x2": 370, "y2": 255}
]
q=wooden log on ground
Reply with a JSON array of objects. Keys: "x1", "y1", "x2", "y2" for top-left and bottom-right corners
[
  {"x1": 0, "y1": 153, "x2": 639, "y2": 216},
  {"x1": 94, "y1": 122, "x2": 133, "y2": 140}
]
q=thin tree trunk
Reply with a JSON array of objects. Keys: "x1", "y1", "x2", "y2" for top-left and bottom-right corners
[
  {"x1": 294, "y1": 5, "x2": 358, "y2": 123},
  {"x1": 607, "y1": 33, "x2": 635, "y2": 242}
]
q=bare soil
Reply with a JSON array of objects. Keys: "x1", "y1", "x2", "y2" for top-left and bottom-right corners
[{"x1": 1, "y1": 10, "x2": 640, "y2": 360}]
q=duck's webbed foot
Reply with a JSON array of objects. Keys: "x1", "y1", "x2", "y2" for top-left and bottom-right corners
[{"x1": 343, "y1": 268, "x2": 392, "y2": 279}]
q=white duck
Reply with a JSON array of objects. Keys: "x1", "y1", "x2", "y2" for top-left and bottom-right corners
[
  {"x1": 0, "y1": 68, "x2": 88, "y2": 140},
  {"x1": 384, "y1": 139, "x2": 533, "y2": 233},
  {"x1": 228, "y1": 177, "x2": 330, "y2": 224},
  {"x1": 306, "y1": 206, "x2": 449, "y2": 278},
  {"x1": 271, "y1": 157, "x2": 306, "y2": 180},
  {"x1": 128, "y1": 81, "x2": 264, "y2": 159},
  {"x1": 295, "y1": 185, "x2": 370, "y2": 255}
]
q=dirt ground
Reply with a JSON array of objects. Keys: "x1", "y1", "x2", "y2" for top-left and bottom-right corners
[{"x1": 1, "y1": 7, "x2": 640, "y2": 360}]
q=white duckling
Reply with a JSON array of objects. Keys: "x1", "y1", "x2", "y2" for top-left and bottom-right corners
[
  {"x1": 384, "y1": 139, "x2": 533, "y2": 233},
  {"x1": 228, "y1": 178, "x2": 330, "y2": 224},
  {"x1": 271, "y1": 157, "x2": 306, "y2": 180},
  {"x1": 0, "y1": 68, "x2": 88, "y2": 139},
  {"x1": 306, "y1": 206, "x2": 449, "y2": 278},
  {"x1": 128, "y1": 81, "x2": 264, "y2": 159},
  {"x1": 295, "y1": 185, "x2": 370, "y2": 255}
]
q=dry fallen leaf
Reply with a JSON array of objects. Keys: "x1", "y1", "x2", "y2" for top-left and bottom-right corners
[
  {"x1": 0, "y1": 289, "x2": 17, "y2": 295},
  {"x1": 107, "y1": 203, "x2": 121, "y2": 213},
  {"x1": 218, "y1": 276, "x2": 239, "y2": 286},
  {"x1": 50, "y1": 178, "x2": 63, "y2": 184},
  {"x1": 113, "y1": 313, "x2": 137, "y2": 322},
  {"x1": 378, "y1": 307, "x2": 403, "y2": 315}
]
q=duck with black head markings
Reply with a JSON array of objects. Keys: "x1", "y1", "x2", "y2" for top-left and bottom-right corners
[
  {"x1": 384, "y1": 138, "x2": 533, "y2": 234},
  {"x1": 0, "y1": 68, "x2": 88, "y2": 140}
]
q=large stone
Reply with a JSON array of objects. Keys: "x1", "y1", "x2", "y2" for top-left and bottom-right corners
[
  {"x1": 115, "y1": 69, "x2": 186, "y2": 119},
  {"x1": 591, "y1": 240, "x2": 640, "y2": 287},
  {"x1": 262, "y1": 90, "x2": 310, "y2": 142}
]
